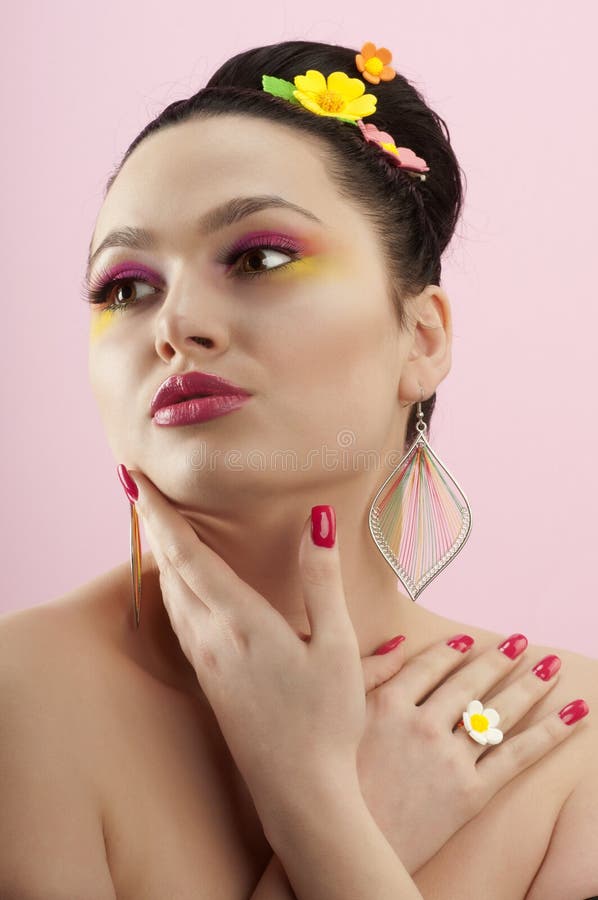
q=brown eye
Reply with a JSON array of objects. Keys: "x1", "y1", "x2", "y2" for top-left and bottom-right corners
[
  {"x1": 103, "y1": 279, "x2": 157, "y2": 308},
  {"x1": 233, "y1": 247, "x2": 295, "y2": 277},
  {"x1": 112, "y1": 282, "x2": 136, "y2": 306}
]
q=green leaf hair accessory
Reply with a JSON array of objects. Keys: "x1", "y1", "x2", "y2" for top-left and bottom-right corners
[{"x1": 261, "y1": 69, "x2": 377, "y2": 125}]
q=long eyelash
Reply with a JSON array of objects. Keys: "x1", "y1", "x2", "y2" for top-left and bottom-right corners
[
  {"x1": 80, "y1": 266, "x2": 158, "y2": 313},
  {"x1": 81, "y1": 238, "x2": 303, "y2": 313}
]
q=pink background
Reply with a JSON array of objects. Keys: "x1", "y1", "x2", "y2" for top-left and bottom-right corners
[{"x1": 1, "y1": 2, "x2": 596, "y2": 657}]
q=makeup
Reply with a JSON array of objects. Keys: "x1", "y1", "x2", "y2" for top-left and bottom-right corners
[
  {"x1": 152, "y1": 393, "x2": 251, "y2": 427},
  {"x1": 497, "y1": 633, "x2": 528, "y2": 660},
  {"x1": 558, "y1": 699, "x2": 589, "y2": 726},
  {"x1": 89, "y1": 308, "x2": 116, "y2": 341},
  {"x1": 85, "y1": 226, "x2": 339, "y2": 343},
  {"x1": 531, "y1": 654, "x2": 561, "y2": 682}
]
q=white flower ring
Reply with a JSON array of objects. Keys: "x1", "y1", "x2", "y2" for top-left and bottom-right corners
[{"x1": 460, "y1": 700, "x2": 504, "y2": 746}]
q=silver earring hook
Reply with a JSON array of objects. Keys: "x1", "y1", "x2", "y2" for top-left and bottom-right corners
[
  {"x1": 416, "y1": 384, "x2": 427, "y2": 434},
  {"x1": 399, "y1": 384, "x2": 426, "y2": 411}
]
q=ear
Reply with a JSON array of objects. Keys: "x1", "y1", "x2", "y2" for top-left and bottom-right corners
[{"x1": 398, "y1": 284, "x2": 453, "y2": 404}]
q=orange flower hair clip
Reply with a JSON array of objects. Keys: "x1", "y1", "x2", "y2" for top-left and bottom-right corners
[
  {"x1": 355, "y1": 41, "x2": 397, "y2": 84},
  {"x1": 260, "y1": 40, "x2": 430, "y2": 182}
]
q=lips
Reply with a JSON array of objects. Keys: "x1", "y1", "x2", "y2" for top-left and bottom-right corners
[{"x1": 150, "y1": 371, "x2": 251, "y2": 417}]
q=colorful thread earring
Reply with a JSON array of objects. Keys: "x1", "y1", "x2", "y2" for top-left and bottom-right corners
[
  {"x1": 368, "y1": 386, "x2": 473, "y2": 600},
  {"x1": 117, "y1": 464, "x2": 142, "y2": 628},
  {"x1": 129, "y1": 502, "x2": 142, "y2": 628}
]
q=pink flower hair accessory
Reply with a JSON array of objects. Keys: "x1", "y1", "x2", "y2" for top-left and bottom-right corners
[{"x1": 357, "y1": 119, "x2": 429, "y2": 181}]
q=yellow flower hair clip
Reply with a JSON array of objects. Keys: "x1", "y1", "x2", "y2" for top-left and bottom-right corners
[
  {"x1": 261, "y1": 43, "x2": 429, "y2": 182},
  {"x1": 261, "y1": 69, "x2": 377, "y2": 124}
]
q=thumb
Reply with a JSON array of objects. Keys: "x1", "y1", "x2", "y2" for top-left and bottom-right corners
[{"x1": 361, "y1": 635, "x2": 407, "y2": 695}]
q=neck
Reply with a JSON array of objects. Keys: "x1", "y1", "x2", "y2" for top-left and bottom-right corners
[{"x1": 130, "y1": 482, "x2": 460, "y2": 698}]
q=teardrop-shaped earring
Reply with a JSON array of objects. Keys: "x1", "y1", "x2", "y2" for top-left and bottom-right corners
[
  {"x1": 129, "y1": 501, "x2": 142, "y2": 628},
  {"x1": 368, "y1": 386, "x2": 473, "y2": 600}
]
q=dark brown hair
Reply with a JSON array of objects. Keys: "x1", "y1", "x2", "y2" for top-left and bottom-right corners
[{"x1": 102, "y1": 40, "x2": 466, "y2": 449}]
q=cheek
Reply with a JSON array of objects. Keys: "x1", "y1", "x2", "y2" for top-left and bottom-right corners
[
  {"x1": 88, "y1": 325, "x2": 138, "y2": 439},
  {"x1": 88, "y1": 313, "x2": 126, "y2": 411},
  {"x1": 266, "y1": 278, "x2": 395, "y2": 385},
  {"x1": 257, "y1": 272, "x2": 399, "y2": 438},
  {"x1": 89, "y1": 308, "x2": 118, "y2": 342}
]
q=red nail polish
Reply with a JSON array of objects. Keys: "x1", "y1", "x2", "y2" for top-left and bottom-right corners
[
  {"x1": 497, "y1": 633, "x2": 528, "y2": 660},
  {"x1": 446, "y1": 633, "x2": 474, "y2": 653},
  {"x1": 375, "y1": 635, "x2": 406, "y2": 655},
  {"x1": 311, "y1": 505, "x2": 336, "y2": 548},
  {"x1": 532, "y1": 654, "x2": 561, "y2": 682},
  {"x1": 117, "y1": 464, "x2": 138, "y2": 503},
  {"x1": 558, "y1": 699, "x2": 589, "y2": 726}
]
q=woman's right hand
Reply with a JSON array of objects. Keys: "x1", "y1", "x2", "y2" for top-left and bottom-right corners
[{"x1": 355, "y1": 631, "x2": 590, "y2": 875}]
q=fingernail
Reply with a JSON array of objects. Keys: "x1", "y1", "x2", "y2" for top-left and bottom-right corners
[
  {"x1": 497, "y1": 633, "x2": 528, "y2": 660},
  {"x1": 375, "y1": 634, "x2": 406, "y2": 655},
  {"x1": 532, "y1": 654, "x2": 561, "y2": 682},
  {"x1": 446, "y1": 633, "x2": 474, "y2": 653},
  {"x1": 558, "y1": 698, "x2": 590, "y2": 726},
  {"x1": 117, "y1": 464, "x2": 138, "y2": 504},
  {"x1": 311, "y1": 505, "x2": 336, "y2": 548}
]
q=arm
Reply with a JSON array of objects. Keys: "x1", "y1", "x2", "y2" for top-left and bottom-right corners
[
  {"x1": 524, "y1": 766, "x2": 598, "y2": 900},
  {"x1": 252, "y1": 764, "x2": 423, "y2": 900}
]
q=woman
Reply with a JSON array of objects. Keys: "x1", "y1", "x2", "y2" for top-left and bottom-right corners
[{"x1": 1, "y1": 39, "x2": 596, "y2": 899}]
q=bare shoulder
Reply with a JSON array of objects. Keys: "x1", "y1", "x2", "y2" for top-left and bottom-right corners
[
  {"x1": 0, "y1": 558, "x2": 138, "y2": 742},
  {"x1": 0, "y1": 573, "x2": 126, "y2": 899},
  {"x1": 0, "y1": 570, "x2": 273, "y2": 898},
  {"x1": 517, "y1": 652, "x2": 598, "y2": 896}
]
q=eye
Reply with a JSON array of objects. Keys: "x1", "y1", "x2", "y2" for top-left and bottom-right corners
[
  {"x1": 222, "y1": 238, "x2": 301, "y2": 278},
  {"x1": 83, "y1": 272, "x2": 159, "y2": 312},
  {"x1": 104, "y1": 279, "x2": 157, "y2": 308},
  {"x1": 82, "y1": 236, "x2": 303, "y2": 313}
]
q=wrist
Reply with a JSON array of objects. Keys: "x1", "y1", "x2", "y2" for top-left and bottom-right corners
[{"x1": 257, "y1": 761, "x2": 365, "y2": 852}]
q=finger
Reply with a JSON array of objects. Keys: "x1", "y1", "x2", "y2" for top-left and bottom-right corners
[
  {"x1": 129, "y1": 468, "x2": 264, "y2": 620},
  {"x1": 148, "y1": 549, "x2": 207, "y2": 667},
  {"x1": 455, "y1": 654, "x2": 562, "y2": 751},
  {"x1": 381, "y1": 633, "x2": 476, "y2": 707},
  {"x1": 475, "y1": 701, "x2": 590, "y2": 798},
  {"x1": 140, "y1": 513, "x2": 200, "y2": 636},
  {"x1": 361, "y1": 636, "x2": 407, "y2": 695},
  {"x1": 424, "y1": 633, "x2": 529, "y2": 728},
  {"x1": 298, "y1": 506, "x2": 352, "y2": 647}
]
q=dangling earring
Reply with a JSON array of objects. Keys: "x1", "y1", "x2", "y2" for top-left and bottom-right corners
[
  {"x1": 368, "y1": 385, "x2": 473, "y2": 601},
  {"x1": 129, "y1": 501, "x2": 142, "y2": 628},
  {"x1": 116, "y1": 463, "x2": 142, "y2": 628}
]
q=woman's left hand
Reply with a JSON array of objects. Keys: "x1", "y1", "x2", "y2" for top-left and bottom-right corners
[{"x1": 127, "y1": 469, "x2": 400, "y2": 823}]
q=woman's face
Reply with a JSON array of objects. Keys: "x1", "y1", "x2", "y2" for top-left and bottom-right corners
[{"x1": 87, "y1": 114, "x2": 445, "y2": 512}]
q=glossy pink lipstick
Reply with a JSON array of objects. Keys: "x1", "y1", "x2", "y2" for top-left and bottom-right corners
[{"x1": 150, "y1": 371, "x2": 252, "y2": 426}]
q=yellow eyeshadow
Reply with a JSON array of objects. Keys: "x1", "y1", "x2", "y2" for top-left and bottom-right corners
[
  {"x1": 269, "y1": 254, "x2": 337, "y2": 280},
  {"x1": 89, "y1": 308, "x2": 116, "y2": 341},
  {"x1": 87, "y1": 253, "x2": 338, "y2": 342}
]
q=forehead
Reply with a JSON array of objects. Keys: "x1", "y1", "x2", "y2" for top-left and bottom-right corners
[{"x1": 90, "y1": 115, "x2": 350, "y2": 254}]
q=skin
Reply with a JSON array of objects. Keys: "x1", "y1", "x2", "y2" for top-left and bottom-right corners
[
  {"x1": 88, "y1": 113, "x2": 453, "y2": 691},
  {"x1": 82, "y1": 113, "x2": 598, "y2": 897}
]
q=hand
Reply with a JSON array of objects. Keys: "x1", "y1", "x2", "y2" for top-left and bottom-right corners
[
  {"x1": 355, "y1": 632, "x2": 587, "y2": 874},
  {"x1": 127, "y1": 472, "x2": 396, "y2": 823}
]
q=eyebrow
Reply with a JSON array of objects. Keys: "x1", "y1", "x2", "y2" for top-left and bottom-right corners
[{"x1": 85, "y1": 194, "x2": 325, "y2": 283}]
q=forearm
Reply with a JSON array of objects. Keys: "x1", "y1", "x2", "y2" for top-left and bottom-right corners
[{"x1": 255, "y1": 767, "x2": 424, "y2": 900}]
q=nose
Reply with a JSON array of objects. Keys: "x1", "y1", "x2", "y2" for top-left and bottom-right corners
[{"x1": 152, "y1": 274, "x2": 230, "y2": 364}]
